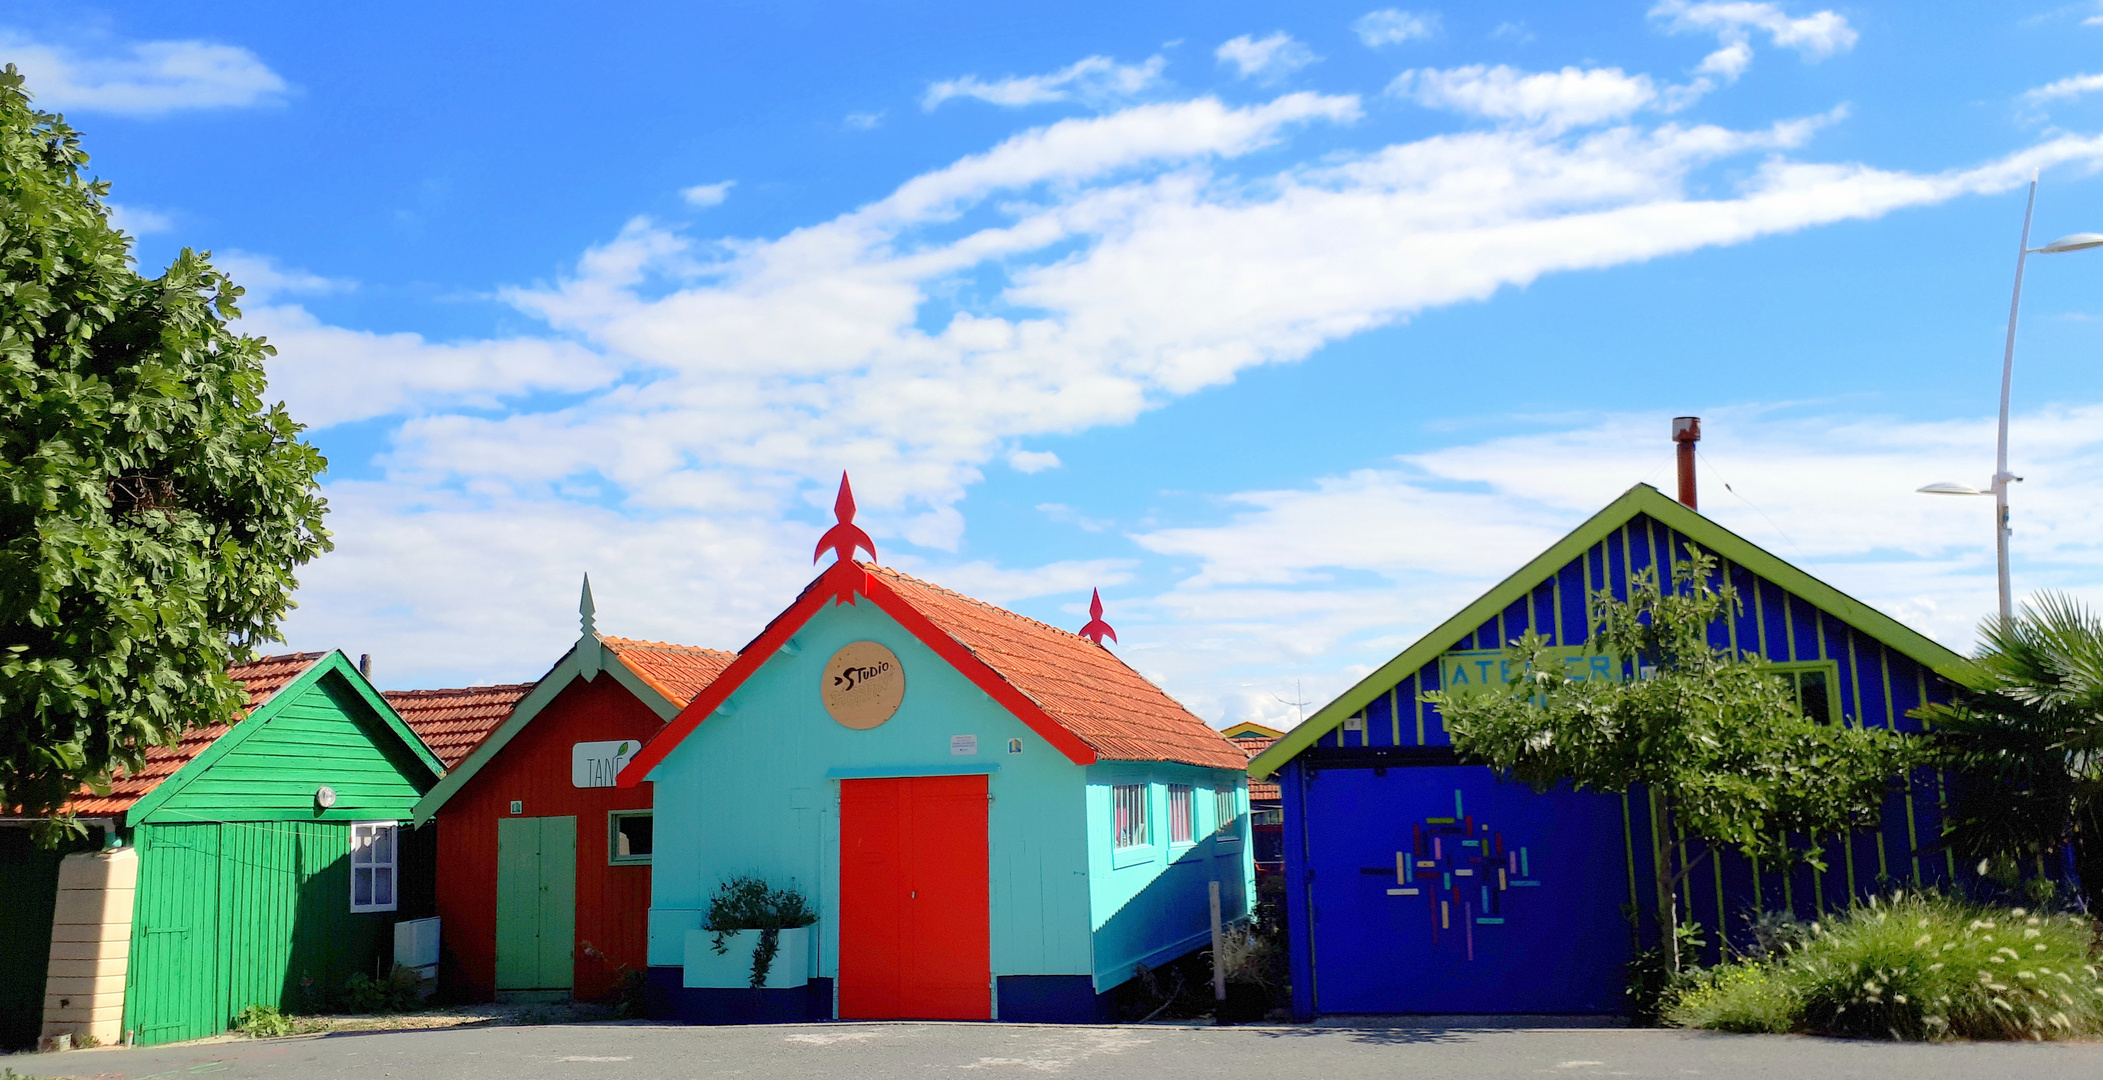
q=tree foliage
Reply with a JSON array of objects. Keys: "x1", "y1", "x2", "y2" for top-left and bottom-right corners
[
  {"x1": 1424, "y1": 545, "x2": 1922, "y2": 966},
  {"x1": 0, "y1": 65, "x2": 329, "y2": 836},
  {"x1": 1916, "y1": 592, "x2": 2103, "y2": 906}
]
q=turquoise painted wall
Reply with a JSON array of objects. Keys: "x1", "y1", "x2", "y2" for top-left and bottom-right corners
[
  {"x1": 1084, "y1": 762, "x2": 1254, "y2": 990},
  {"x1": 645, "y1": 598, "x2": 1095, "y2": 985}
]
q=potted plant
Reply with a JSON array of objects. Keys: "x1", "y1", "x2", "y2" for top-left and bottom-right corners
[{"x1": 684, "y1": 876, "x2": 817, "y2": 989}]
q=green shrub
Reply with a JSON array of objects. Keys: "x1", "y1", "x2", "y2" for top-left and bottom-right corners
[
  {"x1": 1624, "y1": 921, "x2": 1709, "y2": 1026},
  {"x1": 234, "y1": 1004, "x2": 297, "y2": 1038},
  {"x1": 1667, "y1": 893, "x2": 2103, "y2": 1040},
  {"x1": 339, "y1": 964, "x2": 426, "y2": 1014},
  {"x1": 1669, "y1": 963, "x2": 1798, "y2": 1033},
  {"x1": 705, "y1": 876, "x2": 817, "y2": 988}
]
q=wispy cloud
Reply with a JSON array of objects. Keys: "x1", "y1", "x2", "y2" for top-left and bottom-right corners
[
  {"x1": 1354, "y1": 9, "x2": 1441, "y2": 47},
  {"x1": 1391, "y1": 64, "x2": 1660, "y2": 130},
  {"x1": 681, "y1": 180, "x2": 735, "y2": 207},
  {"x1": 1, "y1": 31, "x2": 289, "y2": 116},
  {"x1": 923, "y1": 55, "x2": 1165, "y2": 110},
  {"x1": 2023, "y1": 72, "x2": 2103, "y2": 104},
  {"x1": 1216, "y1": 33, "x2": 1319, "y2": 83},
  {"x1": 1008, "y1": 449, "x2": 1063, "y2": 473},
  {"x1": 106, "y1": 202, "x2": 172, "y2": 235},
  {"x1": 844, "y1": 111, "x2": 884, "y2": 130},
  {"x1": 1647, "y1": 1, "x2": 1856, "y2": 107}
]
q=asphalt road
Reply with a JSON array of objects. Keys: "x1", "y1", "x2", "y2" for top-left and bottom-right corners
[{"x1": 14, "y1": 1020, "x2": 2103, "y2": 1080}]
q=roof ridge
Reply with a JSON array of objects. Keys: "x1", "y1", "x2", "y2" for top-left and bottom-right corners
[
  {"x1": 383, "y1": 683, "x2": 538, "y2": 697},
  {"x1": 866, "y1": 563, "x2": 1100, "y2": 646},
  {"x1": 599, "y1": 634, "x2": 737, "y2": 656}
]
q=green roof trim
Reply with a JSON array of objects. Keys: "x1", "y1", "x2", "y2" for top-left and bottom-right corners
[
  {"x1": 125, "y1": 650, "x2": 445, "y2": 826},
  {"x1": 408, "y1": 636, "x2": 682, "y2": 825},
  {"x1": 1247, "y1": 484, "x2": 1978, "y2": 780}
]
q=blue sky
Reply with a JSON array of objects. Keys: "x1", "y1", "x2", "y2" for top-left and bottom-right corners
[{"x1": 14, "y1": 1, "x2": 2103, "y2": 726}]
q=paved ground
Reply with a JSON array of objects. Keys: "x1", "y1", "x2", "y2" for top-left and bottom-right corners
[{"x1": 12, "y1": 1018, "x2": 2103, "y2": 1080}]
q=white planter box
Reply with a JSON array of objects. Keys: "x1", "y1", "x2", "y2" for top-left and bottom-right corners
[{"x1": 683, "y1": 927, "x2": 810, "y2": 989}]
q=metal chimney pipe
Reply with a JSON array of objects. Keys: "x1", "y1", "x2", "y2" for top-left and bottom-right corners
[
  {"x1": 1672, "y1": 416, "x2": 1701, "y2": 510},
  {"x1": 358, "y1": 653, "x2": 373, "y2": 679}
]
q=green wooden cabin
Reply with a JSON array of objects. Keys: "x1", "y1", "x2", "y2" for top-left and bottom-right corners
[{"x1": 12, "y1": 651, "x2": 445, "y2": 1048}]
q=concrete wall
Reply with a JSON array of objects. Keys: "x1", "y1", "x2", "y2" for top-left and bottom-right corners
[{"x1": 42, "y1": 846, "x2": 136, "y2": 1048}]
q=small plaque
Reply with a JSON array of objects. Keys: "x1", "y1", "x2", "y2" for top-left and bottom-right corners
[
  {"x1": 823, "y1": 641, "x2": 905, "y2": 729},
  {"x1": 951, "y1": 734, "x2": 979, "y2": 756}
]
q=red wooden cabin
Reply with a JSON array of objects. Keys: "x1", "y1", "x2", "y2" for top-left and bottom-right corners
[{"x1": 403, "y1": 580, "x2": 733, "y2": 1002}]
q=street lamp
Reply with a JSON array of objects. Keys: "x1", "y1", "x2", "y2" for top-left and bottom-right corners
[{"x1": 1918, "y1": 172, "x2": 2102, "y2": 625}]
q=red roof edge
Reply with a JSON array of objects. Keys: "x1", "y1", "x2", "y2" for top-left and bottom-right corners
[{"x1": 619, "y1": 560, "x2": 1098, "y2": 786}]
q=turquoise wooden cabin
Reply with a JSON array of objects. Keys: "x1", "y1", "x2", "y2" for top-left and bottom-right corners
[{"x1": 619, "y1": 482, "x2": 1253, "y2": 1023}]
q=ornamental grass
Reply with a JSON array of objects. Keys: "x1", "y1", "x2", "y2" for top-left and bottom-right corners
[{"x1": 1667, "y1": 892, "x2": 2103, "y2": 1040}]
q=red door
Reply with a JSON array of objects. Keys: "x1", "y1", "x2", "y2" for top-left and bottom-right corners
[{"x1": 838, "y1": 775, "x2": 991, "y2": 1019}]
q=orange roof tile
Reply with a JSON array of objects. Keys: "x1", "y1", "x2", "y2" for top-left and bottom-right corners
[
  {"x1": 601, "y1": 637, "x2": 738, "y2": 708},
  {"x1": 384, "y1": 684, "x2": 535, "y2": 769},
  {"x1": 65, "y1": 652, "x2": 328, "y2": 818},
  {"x1": 865, "y1": 566, "x2": 1247, "y2": 771},
  {"x1": 1233, "y1": 735, "x2": 1280, "y2": 801}
]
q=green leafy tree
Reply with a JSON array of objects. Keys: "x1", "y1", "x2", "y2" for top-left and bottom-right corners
[
  {"x1": 1916, "y1": 592, "x2": 2103, "y2": 907},
  {"x1": 0, "y1": 66, "x2": 329, "y2": 838},
  {"x1": 1424, "y1": 546, "x2": 1922, "y2": 970}
]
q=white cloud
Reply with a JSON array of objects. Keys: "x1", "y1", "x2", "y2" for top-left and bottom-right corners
[
  {"x1": 1354, "y1": 9, "x2": 1440, "y2": 47},
  {"x1": 1392, "y1": 65, "x2": 1659, "y2": 130},
  {"x1": 215, "y1": 251, "x2": 353, "y2": 300},
  {"x1": 923, "y1": 55, "x2": 1166, "y2": 110},
  {"x1": 2, "y1": 31, "x2": 288, "y2": 116},
  {"x1": 1216, "y1": 33, "x2": 1319, "y2": 83},
  {"x1": 1649, "y1": 1, "x2": 1857, "y2": 60},
  {"x1": 256, "y1": 75, "x2": 2103, "y2": 696},
  {"x1": 845, "y1": 111, "x2": 884, "y2": 130},
  {"x1": 1008, "y1": 449, "x2": 1063, "y2": 473},
  {"x1": 107, "y1": 202, "x2": 172, "y2": 235},
  {"x1": 681, "y1": 181, "x2": 735, "y2": 207},
  {"x1": 2024, "y1": 72, "x2": 2103, "y2": 105}
]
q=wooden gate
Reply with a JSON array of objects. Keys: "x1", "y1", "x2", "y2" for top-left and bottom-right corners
[
  {"x1": 495, "y1": 816, "x2": 576, "y2": 997},
  {"x1": 124, "y1": 825, "x2": 224, "y2": 1046},
  {"x1": 838, "y1": 775, "x2": 990, "y2": 1020}
]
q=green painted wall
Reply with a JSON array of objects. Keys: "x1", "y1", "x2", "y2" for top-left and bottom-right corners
[
  {"x1": 142, "y1": 671, "x2": 431, "y2": 825},
  {"x1": 645, "y1": 599, "x2": 1096, "y2": 985}
]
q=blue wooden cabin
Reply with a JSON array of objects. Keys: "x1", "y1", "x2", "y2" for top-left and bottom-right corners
[
  {"x1": 1247, "y1": 483, "x2": 1975, "y2": 1017},
  {"x1": 619, "y1": 507, "x2": 1253, "y2": 1023}
]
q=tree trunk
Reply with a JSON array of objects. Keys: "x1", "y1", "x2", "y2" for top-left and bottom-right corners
[{"x1": 1652, "y1": 791, "x2": 1680, "y2": 972}]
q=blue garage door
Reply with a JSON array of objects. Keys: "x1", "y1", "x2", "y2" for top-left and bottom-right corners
[{"x1": 1305, "y1": 765, "x2": 1633, "y2": 1014}]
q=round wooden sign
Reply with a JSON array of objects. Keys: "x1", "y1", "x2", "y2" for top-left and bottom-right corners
[{"x1": 822, "y1": 641, "x2": 905, "y2": 729}]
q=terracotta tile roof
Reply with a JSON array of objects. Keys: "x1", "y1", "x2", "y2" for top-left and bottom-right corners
[
  {"x1": 1234, "y1": 735, "x2": 1280, "y2": 801},
  {"x1": 864, "y1": 565, "x2": 1247, "y2": 771},
  {"x1": 65, "y1": 652, "x2": 328, "y2": 817},
  {"x1": 602, "y1": 637, "x2": 738, "y2": 708},
  {"x1": 384, "y1": 684, "x2": 535, "y2": 769}
]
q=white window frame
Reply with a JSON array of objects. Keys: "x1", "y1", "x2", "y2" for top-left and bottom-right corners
[
  {"x1": 1213, "y1": 787, "x2": 1243, "y2": 849},
  {"x1": 350, "y1": 821, "x2": 399, "y2": 913},
  {"x1": 1167, "y1": 784, "x2": 1195, "y2": 846},
  {"x1": 608, "y1": 810, "x2": 653, "y2": 866}
]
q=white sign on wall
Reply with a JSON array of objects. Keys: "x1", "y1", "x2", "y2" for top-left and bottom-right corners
[{"x1": 573, "y1": 739, "x2": 640, "y2": 788}]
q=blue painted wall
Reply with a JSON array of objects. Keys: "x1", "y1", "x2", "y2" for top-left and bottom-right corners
[
  {"x1": 644, "y1": 595, "x2": 1249, "y2": 1013},
  {"x1": 1282, "y1": 510, "x2": 1970, "y2": 1016}
]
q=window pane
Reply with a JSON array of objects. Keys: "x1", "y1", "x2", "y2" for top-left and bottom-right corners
[
  {"x1": 1798, "y1": 670, "x2": 1831, "y2": 723},
  {"x1": 351, "y1": 827, "x2": 370, "y2": 865},
  {"x1": 371, "y1": 825, "x2": 394, "y2": 865},
  {"x1": 1113, "y1": 785, "x2": 1148, "y2": 848},
  {"x1": 353, "y1": 867, "x2": 373, "y2": 907},
  {"x1": 617, "y1": 814, "x2": 653, "y2": 858},
  {"x1": 374, "y1": 867, "x2": 394, "y2": 907},
  {"x1": 1168, "y1": 785, "x2": 1193, "y2": 844}
]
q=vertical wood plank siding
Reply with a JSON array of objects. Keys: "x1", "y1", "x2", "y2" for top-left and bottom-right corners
[
  {"x1": 1310, "y1": 511, "x2": 1961, "y2": 959},
  {"x1": 434, "y1": 674, "x2": 660, "y2": 1002}
]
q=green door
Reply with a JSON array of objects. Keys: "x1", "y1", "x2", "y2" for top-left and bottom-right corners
[
  {"x1": 125, "y1": 825, "x2": 225, "y2": 1046},
  {"x1": 495, "y1": 816, "x2": 575, "y2": 997}
]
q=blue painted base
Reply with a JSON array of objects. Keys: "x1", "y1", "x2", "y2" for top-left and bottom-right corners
[
  {"x1": 996, "y1": 976, "x2": 1110, "y2": 1023},
  {"x1": 647, "y1": 969, "x2": 834, "y2": 1023}
]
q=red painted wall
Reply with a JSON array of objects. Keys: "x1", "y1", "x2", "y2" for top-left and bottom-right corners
[{"x1": 434, "y1": 673, "x2": 661, "y2": 1002}]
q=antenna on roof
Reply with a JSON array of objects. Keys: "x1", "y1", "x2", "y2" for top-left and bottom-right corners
[
  {"x1": 1079, "y1": 589, "x2": 1117, "y2": 646},
  {"x1": 813, "y1": 472, "x2": 878, "y2": 567},
  {"x1": 580, "y1": 573, "x2": 598, "y2": 638}
]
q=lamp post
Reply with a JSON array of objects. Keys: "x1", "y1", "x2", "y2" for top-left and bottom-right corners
[{"x1": 1918, "y1": 172, "x2": 2103, "y2": 625}]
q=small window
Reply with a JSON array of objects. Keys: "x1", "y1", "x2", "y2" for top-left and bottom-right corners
[
  {"x1": 1168, "y1": 785, "x2": 1194, "y2": 845},
  {"x1": 1214, "y1": 787, "x2": 1239, "y2": 832},
  {"x1": 1113, "y1": 784, "x2": 1149, "y2": 849},
  {"x1": 609, "y1": 811, "x2": 653, "y2": 865},
  {"x1": 1771, "y1": 661, "x2": 1842, "y2": 724},
  {"x1": 350, "y1": 822, "x2": 398, "y2": 913}
]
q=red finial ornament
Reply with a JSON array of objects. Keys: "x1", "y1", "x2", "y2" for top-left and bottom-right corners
[
  {"x1": 1079, "y1": 589, "x2": 1117, "y2": 646},
  {"x1": 814, "y1": 472, "x2": 878, "y2": 604}
]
